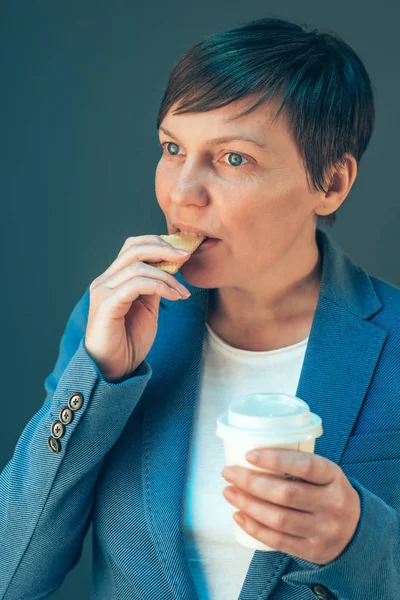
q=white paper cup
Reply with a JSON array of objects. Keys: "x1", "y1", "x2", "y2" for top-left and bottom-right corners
[{"x1": 216, "y1": 393, "x2": 323, "y2": 551}]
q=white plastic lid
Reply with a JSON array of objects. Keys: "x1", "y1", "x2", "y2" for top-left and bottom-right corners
[
  {"x1": 228, "y1": 393, "x2": 310, "y2": 429},
  {"x1": 216, "y1": 393, "x2": 323, "y2": 444}
]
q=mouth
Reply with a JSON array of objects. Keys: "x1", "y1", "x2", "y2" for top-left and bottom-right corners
[
  {"x1": 194, "y1": 236, "x2": 221, "y2": 253},
  {"x1": 174, "y1": 224, "x2": 220, "y2": 241}
]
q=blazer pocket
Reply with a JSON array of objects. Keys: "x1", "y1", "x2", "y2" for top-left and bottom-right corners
[{"x1": 340, "y1": 430, "x2": 400, "y2": 464}]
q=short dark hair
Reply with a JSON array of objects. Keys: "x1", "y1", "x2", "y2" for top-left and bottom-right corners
[{"x1": 156, "y1": 17, "x2": 375, "y2": 228}]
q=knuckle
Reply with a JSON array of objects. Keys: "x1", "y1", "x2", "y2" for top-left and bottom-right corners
[
  {"x1": 280, "y1": 483, "x2": 296, "y2": 505},
  {"x1": 247, "y1": 474, "x2": 260, "y2": 495},
  {"x1": 266, "y1": 453, "x2": 281, "y2": 472},
  {"x1": 153, "y1": 234, "x2": 165, "y2": 243},
  {"x1": 118, "y1": 237, "x2": 134, "y2": 256},
  {"x1": 126, "y1": 242, "x2": 140, "y2": 257},
  {"x1": 145, "y1": 235, "x2": 163, "y2": 248},
  {"x1": 127, "y1": 276, "x2": 147, "y2": 294},
  {"x1": 330, "y1": 486, "x2": 346, "y2": 514},
  {"x1": 301, "y1": 457, "x2": 314, "y2": 479},
  {"x1": 243, "y1": 470, "x2": 254, "y2": 490},
  {"x1": 128, "y1": 261, "x2": 140, "y2": 276},
  {"x1": 273, "y1": 510, "x2": 288, "y2": 530},
  {"x1": 250, "y1": 474, "x2": 268, "y2": 498},
  {"x1": 170, "y1": 280, "x2": 182, "y2": 292},
  {"x1": 123, "y1": 242, "x2": 142, "y2": 259},
  {"x1": 136, "y1": 275, "x2": 151, "y2": 287},
  {"x1": 90, "y1": 277, "x2": 104, "y2": 294}
]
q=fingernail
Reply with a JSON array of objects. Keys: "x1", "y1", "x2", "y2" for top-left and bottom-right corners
[
  {"x1": 176, "y1": 249, "x2": 190, "y2": 254},
  {"x1": 246, "y1": 451, "x2": 260, "y2": 463}
]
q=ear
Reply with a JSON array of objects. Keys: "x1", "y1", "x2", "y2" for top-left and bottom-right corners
[{"x1": 314, "y1": 154, "x2": 358, "y2": 217}]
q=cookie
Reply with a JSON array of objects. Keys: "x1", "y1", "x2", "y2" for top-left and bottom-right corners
[{"x1": 151, "y1": 231, "x2": 206, "y2": 274}]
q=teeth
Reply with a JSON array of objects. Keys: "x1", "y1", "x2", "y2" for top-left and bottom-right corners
[{"x1": 176, "y1": 227, "x2": 211, "y2": 238}]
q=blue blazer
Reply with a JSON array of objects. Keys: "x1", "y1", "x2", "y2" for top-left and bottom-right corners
[{"x1": 1, "y1": 228, "x2": 399, "y2": 600}]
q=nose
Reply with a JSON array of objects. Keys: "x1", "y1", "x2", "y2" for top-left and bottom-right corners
[{"x1": 169, "y1": 180, "x2": 210, "y2": 207}]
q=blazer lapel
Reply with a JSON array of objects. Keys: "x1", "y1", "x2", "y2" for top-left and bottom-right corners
[
  {"x1": 143, "y1": 229, "x2": 387, "y2": 600},
  {"x1": 142, "y1": 288, "x2": 209, "y2": 599}
]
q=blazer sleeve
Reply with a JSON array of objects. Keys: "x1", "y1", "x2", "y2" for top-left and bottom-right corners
[
  {"x1": 0, "y1": 286, "x2": 153, "y2": 600},
  {"x1": 281, "y1": 476, "x2": 400, "y2": 599}
]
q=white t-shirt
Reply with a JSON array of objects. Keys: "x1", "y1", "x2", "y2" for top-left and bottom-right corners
[{"x1": 182, "y1": 322, "x2": 309, "y2": 599}]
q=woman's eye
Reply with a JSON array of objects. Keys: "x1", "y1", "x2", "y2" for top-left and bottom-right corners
[
  {"x1": 225, "y1": 152, "x2": 250, "y2": 167},
  {"x1": 159, "y1": 142, "x2": 250, "y2": 168},
  {"x1": 159, "y1": 142, "x2": 180, "y2": 156}
]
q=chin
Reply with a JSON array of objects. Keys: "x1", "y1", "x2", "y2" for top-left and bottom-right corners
[{"x1": 178, "y1": 260, "x2": 224, "y2": 289}]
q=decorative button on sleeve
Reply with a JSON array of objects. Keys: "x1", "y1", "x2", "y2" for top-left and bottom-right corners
[
  {"x1": 68, "y1": 392, "x2": 83, "y2": 411},
  {"x1": 50, "y1": 420, "x2": 65, "y2": 439},
  {"x1": 48, "y1": 436, "x2": 61, "y2": 453},
  {"x1": 59, "y1": 406, "x2": 74, "y2": 425},
  {"x1": 47, "y1": 394, "x2": 83, "y2": 453}
]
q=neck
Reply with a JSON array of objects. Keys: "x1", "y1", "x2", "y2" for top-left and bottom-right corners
[{"x1": 208, "y1": 236, "x2": 322, "y2": 328}]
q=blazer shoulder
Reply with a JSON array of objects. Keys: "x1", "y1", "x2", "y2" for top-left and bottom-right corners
[
  {"x1": 369, "y1": 274, "x2": 400, "y2": 307},
  {"x1": 369, "y1": 274, "x2": 400, "y2": 339}
]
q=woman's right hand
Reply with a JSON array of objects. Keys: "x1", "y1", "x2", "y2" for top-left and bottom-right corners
[{"x1": 84, "y1": 235, "x2": 192, "y2": 382}]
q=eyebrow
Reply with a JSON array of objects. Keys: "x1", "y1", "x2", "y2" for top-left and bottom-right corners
[{"x1": 158, "y1": 126, "x2": 270, "y2": 150}]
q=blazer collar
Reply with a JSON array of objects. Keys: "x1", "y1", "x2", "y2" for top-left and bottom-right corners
[{"x1": 143, "y1": 228, "x2": 386, "y2": 600}]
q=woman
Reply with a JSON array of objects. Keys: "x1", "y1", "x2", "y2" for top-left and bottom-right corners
[{"x1": 1, "y1": 16, "x2": 399, "y2": 600}]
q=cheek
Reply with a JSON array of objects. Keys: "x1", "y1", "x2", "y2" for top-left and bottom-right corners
[
  {"x1": 230, "y1": 188, "x2": 307, "y2": 259},
  {"x1": 155, "y1": 162, "x2": 163, "y2": 191},
  {"x1": 254, "y1": 177, "x2": 312, "y2": 230},
  {"x1": 272, "y1": 171, "x2": 314, "y2": 214},
  {"x1": 155, "y1": 163, "x2": 170, "y2": 208}
]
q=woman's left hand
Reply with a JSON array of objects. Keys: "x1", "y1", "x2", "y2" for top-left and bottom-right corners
[{"x1": 222, "y1": 448, "x2": 361, "y2": 565}]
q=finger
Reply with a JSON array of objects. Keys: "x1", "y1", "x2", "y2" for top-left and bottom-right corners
[
  {"x1": 223, "y1": 486, "x2": 313, "y2": 537},
  {"x1": 232, "y1": 511, "x2": 312, "y2": 559},
  {"x1": 104, "y1": 261, "x2": 190, "y2": 297},
  {"x1": 223, "y1": 468, "x2": 317, "y2": 512},
  {"x1": 100, "y1": 243, "x2": 190, "y2": 280},
  {"x1": 98, "y1": 277, "x2": 185, "y2": 316},
  {"x1": 246, "y1": 448, "x2": 335, "y2": 485},
  {"x1": 117, "y1": 235, "x2": 168, "y2": 258}
]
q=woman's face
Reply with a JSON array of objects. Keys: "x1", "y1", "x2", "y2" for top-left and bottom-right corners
[{"x1": 155, "y1": 97, "x2": 326, "y2": 290}]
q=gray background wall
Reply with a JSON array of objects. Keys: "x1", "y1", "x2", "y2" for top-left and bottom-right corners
[{"x1": 1, "y1": 1, "x2": 398, "y2": 598}]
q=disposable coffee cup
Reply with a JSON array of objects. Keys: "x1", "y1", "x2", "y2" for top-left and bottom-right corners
[{"x1": 216, "y1": 393, "x2": 323, "y2": 552}]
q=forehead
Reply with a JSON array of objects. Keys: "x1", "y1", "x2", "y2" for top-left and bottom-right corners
[{"x1": 160, "y1": 96, "x2": 293, "y2": 151}]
